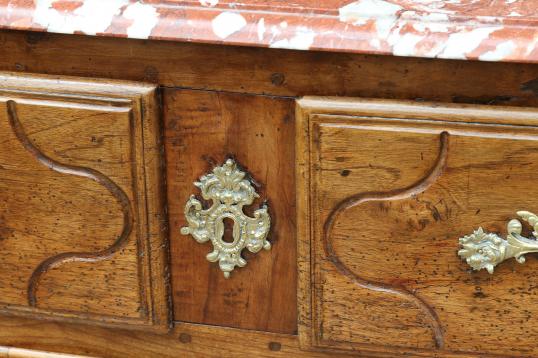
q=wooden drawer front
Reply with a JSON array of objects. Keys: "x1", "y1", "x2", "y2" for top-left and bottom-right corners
[
  {"x1": 0, "y1": 73, "x2": 169, "y2": 329},
  {"x1": 297, "y1": 98, "x2": 538, "y2": 356}
]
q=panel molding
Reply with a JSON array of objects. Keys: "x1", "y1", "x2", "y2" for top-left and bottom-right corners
[
  {"x1": 6, "y1": 100, "x2": 135, "y2": 308},
  {"x1": 322, "y1": 131, "x2": 449, "y2": 349},
  {"x1": 297, "y1": 97, "x2": 538, "y2": 356},
  {"x1": 0, "y1": 72, "x2": 170, "y2": 331}
]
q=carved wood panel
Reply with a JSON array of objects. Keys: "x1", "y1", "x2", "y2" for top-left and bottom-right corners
[
  {"x1": 297, "y1": 98, "x2": 538, "y2": 356},
  {"x1": 0, "y1": 72, "x2": 169, "y2": 330}
]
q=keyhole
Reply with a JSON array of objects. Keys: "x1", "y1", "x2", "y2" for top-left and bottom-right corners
[{"x1": 222, "y1": 217, "x2": 235, "y2": 243}]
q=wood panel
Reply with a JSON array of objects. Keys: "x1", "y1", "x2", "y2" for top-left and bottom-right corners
[
  {"x1": 1, "y1": 27, "x2": 538, "y2": 357},
  {"x1": 0, "y1": 72, "x2": 170, "y2": 330},
  {"x1": 0, "y1": 314, "x2": 482, "y2": 358},
  {"x1": 0, "y1": 30, "x2": 538, "y2": 106},
  {"x1": 297, "y1": 98, "x2": 538, "y2": 356},
  {"x1": 164, "y1": 89, "x2": 296, "y2": 333}
]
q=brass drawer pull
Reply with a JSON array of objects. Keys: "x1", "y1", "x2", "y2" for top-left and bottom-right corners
[
  {"x1": 181, "y1": 159, "x2": 271, "y2": 278},
  {"x1": 458, "y1": 211, "x2": 538, "y2": 273}
]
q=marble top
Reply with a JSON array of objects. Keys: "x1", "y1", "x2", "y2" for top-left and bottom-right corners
[{"x1": 0, "y1": 0, "x2": 536, "y2": 63}]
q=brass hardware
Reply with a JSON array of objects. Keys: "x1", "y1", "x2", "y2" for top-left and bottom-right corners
[
  {"x1": 181, "y1": 159, "x2": 271, "y2": 278},
  {"x1": 458, "y1": 211, "x2": 538, "y2": 274}
]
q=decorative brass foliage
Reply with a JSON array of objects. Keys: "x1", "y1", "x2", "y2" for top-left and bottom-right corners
[
  {"x1": 181, "y1": 159, "x2": 271, "y2": 278},
  {"x1": 459, "y1": 211, "x2": 538, "y2": 273}
]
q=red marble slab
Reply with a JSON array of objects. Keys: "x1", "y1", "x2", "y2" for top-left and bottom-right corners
[{"x1": 0, "y1": 0, "x2": 536, "y2": 63}]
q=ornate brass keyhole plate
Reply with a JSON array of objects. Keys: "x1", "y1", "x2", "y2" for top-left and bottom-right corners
[{"x1": 181, "y1": 159, "x2": 271, "y2": 278}]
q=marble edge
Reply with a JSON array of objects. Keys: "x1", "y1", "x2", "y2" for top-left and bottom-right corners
[{"x1": 0, "y1": 0, "x2": 537, "y2": 64}]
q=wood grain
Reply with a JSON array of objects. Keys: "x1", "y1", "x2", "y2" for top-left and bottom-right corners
[
  {"x1": 297, "y1": 97, "x2": 538, "y2": 356},
  {"x1": 1, "y1": 30, "x2": 538, "y2": 107},
  {"x1": 0, "y1": 72, "x2": 170, "y2": 330},
  {"x1": 1, "y1": 27, "x2": 538, "y2": 357},
  {"x1": 164, "y1": 89, "x2": 297, "y2": 334},
  {"x1": 0, "y1": 314, "x2": 485, "y2": 358}
]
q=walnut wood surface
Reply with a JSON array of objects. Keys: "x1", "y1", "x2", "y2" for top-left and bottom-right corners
[
  {"x1": 1, "y1": 30, "x2": 538, "y2": 107},
  {"x1": 0, "y1": 28, "x2": 538, "y2": 357},
  {"x1": 297, "y1": 98, "x2": 538, "y2": 356},
  {"x1": 164, "y1": 89, "x2": 296, "y2": 333},
  {"x1": 0, "y1": 72, "x2": 170, "y2": 330},
  {"x1": 0, "y1": 315, "x2": 482, "y2": 358}
]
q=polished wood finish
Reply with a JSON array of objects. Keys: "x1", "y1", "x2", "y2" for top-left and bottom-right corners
[
  {"x1": 1, "y1": 31, "x2": 538, "y2": 107},
  {"x1": 297, "y1": 97, "x2": 538, "y2": 356},
  {"x1": 0, "y1": 72, "x2": 170, "y2": 330},
  {"x1": 0, "y1": 27, "x2": 538, "y2": 357},
  {"x1": 0, "y1": 313, "x2": 484, "y2": 358},
  {"x1": 164, "y1": 89, "x2": 296, "y2": 333},
  {"x1": 0, "y1": 315, "x2": 401, "y2": 358}
]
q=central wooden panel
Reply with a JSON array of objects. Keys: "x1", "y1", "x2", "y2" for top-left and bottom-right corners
[{"x1": 165, "y1": 89, "x2": 297, "y2": 334}]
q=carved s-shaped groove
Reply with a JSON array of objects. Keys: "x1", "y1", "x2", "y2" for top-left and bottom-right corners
[
  {"x1": 323, "y1": 131, "x2": 449, "y2": 349},
  {"x1": 6, "y1": 101, "x2": 134, "y2": 307}
]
